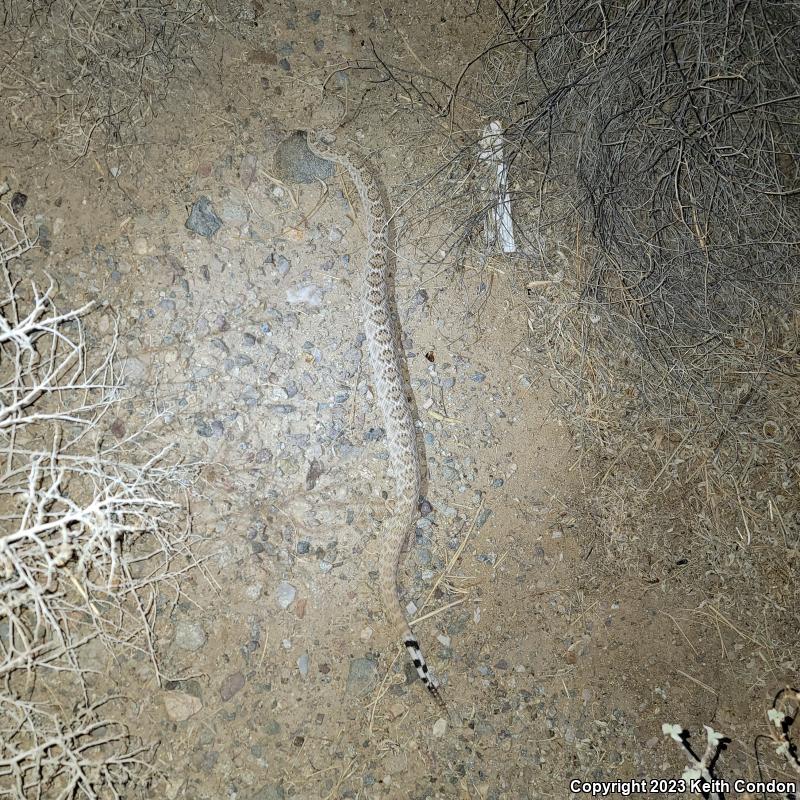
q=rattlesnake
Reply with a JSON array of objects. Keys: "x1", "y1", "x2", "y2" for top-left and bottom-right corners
[{"x1": 306, "y1": 129, "x2": 443, "y2": 708}]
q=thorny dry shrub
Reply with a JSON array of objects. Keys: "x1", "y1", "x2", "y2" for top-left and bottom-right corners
[
  {"x1": 360, "y1": 0, "x2": 800, "y2": 658},
  {"x1": 458, "y1": 0, "x2": 800, "y2": 654},
  {"x1": 0, "y1": 202, "x2": 197, "y2": 796},
  {"x1": 0, "y1": 0, "x2": 203, "y2": 160}
]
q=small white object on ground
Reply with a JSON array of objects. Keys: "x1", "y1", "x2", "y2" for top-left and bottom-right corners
[{"x1": 479, "y1": 120, "x2": 516, "y2": 254}]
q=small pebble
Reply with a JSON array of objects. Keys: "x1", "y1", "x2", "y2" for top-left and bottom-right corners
[
  {"x1": 240, "y1": 153, "x2": 258, "y2": 189},
  {"x1": 245, "y1": 584, "x2": 262, "y2": 600},
  {"x1": 219, "y1": 671, "x2": 245, "y2": 701},
  {"x1": 346, "y1": 657, "x2": 378, "y2": 695},
  {"x1": 475, "y1": 508, "x2": 493, "y2": 529},
  {"x1": 163, "y1": 690, "x2": 202, "y2": 722},
  {"x1": 286, "y1": 284, "x2": 324, "y2": 308},
  {"x1": 276, "y1": 581, "x2": 297, "y2": 609},
  {"x1": 185, "y1": 196, "x2": 222, "y2": 238},
  {"x1": 432, "y1": 718, "x2": 448, "y2": 737},
  {"x1": 174, "y1": 621, "x2": 206, "y2": 652},
  {"x1": 364, "y1": 427, "x2": 385, "y2": 442}
]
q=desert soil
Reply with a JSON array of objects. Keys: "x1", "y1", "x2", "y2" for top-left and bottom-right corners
[{"x1": 2, "y1": 1, "x2": 795, "y2": 798}]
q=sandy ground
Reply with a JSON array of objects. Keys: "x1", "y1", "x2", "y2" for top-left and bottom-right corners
[{"x1": 2, "y1": 2, "x2": 796, "y2": 799}]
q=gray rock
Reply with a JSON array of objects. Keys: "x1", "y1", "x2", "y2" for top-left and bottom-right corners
[
  {"x1": 220, "y1": 671, "x2": 245, "y2": 701},
  {"x1": 305, "y1": 459, "x2": 323, "y2": 490},
  {"x1": 364, "y1": 427, "x2": 385, "y2": 442},
  {"x1": 185, "y1": 197, "x2": 222, "y2": 238},
  {"x1": 121, "y1": 356, "x2": 148, "y2": 383},
  {"x1": 250, "y1": 784, "x2": 285, "y2": 800},
  {"x1": 240, "y1": 153, "x2": 258, "y2": 189},
  {"x1": 347, "y1": 657, "x2": 378, "y2": 695},
  {"x1": 441, "y1": 465, "x2": 458, "y2": 481},
  {"x1": 297, "y1": 653, "x2": 309, "y2": 676},
  {"x1": 174, "y1": 621, "x2": 206, "y2": 652},
  {"x1": 476, "y1": 508, "x2": 493, "y2": 529},
  {"x1": 209, "y1": 419, "x2": 224, "y2": 437},
  {"x1": 276, "y1": 581, "x2": 297, "y2": 609},
  {"x1": 273, "y1": 131, "x2": 334, "y2": 184},
  {"x1": 220, "y1": 200, "x2": 248, "y2": 224}
]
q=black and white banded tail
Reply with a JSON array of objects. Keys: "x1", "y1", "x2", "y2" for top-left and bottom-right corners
[{"x1": 404, "y1": 637, "x2": 445, "y2": 709}]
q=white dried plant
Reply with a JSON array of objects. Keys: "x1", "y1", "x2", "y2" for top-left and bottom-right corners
[
  {"x1": 0, "y1": 694, "x2": 155, "y2": 798},
  {"x1": 662, "y1": 722, "x2": 726, "y2": 799},
  {"x1": 0, "y1": 202, "x2": 196, "y2": 796}
]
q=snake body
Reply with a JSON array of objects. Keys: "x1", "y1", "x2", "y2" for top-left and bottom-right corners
[{"x1": 306, "y1": 130, "x2": 443, "y2": 707}]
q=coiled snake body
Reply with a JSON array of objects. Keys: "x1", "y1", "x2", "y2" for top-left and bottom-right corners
[{"x1": 306, "y1": 130, "x2": 443, "y2": 708}]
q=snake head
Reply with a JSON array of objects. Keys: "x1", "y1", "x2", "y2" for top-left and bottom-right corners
[{"x1": 306, "y1": 129, "x2": 338, "y2": 153}]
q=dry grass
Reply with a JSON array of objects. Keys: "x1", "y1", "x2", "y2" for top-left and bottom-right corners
[{"x1": 0, "y1": 0, "x2": 204, "y2": 161}]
